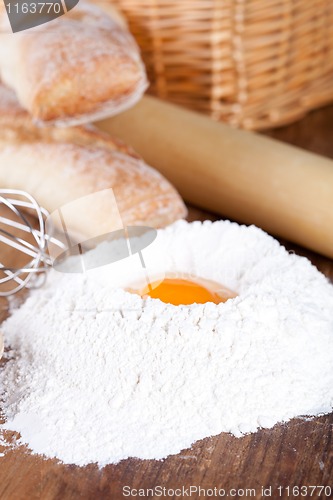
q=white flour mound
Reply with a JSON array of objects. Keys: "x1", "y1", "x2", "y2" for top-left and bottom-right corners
[{"x1": 1, "y1": 220, "x2": 333, "y2": 466}]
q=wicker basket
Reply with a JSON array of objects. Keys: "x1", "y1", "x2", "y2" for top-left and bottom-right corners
[{"x1": 112, "y1": 0, "x2": 333, "y2": 129}]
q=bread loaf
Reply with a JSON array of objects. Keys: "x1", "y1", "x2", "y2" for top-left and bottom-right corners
[
  {"x1": 0, "y1": 83, "x2": 187, "y2": 239},
  {"x1": 0, "y1": 1, "x2": 148, "y2": 126}
]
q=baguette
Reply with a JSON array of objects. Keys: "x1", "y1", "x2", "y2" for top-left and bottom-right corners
[
  {"x1": 0, "y1": 1, "x2": 148, "y2": 126},
  {"x1": 0, "y1": 83, "x2": 187, "y2": 239}
]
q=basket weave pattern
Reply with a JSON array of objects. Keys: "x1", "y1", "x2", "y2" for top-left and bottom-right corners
[{"x1": 113, "y1": 0, "x2": 333, "y2": 129}]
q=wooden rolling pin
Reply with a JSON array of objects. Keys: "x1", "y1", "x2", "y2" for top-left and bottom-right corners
[{"x1": 97, "y1": 96, "x2": 333, "y2": 259}]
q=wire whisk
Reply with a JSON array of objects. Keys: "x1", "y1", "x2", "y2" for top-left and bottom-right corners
[{"x1": 0, "y1": 189, "x2": 65, "y2": 297}]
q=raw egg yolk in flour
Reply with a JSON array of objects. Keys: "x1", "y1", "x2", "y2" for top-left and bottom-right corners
[{"x1": 130, "y1": 276, "x2": 237, "y2": 306}]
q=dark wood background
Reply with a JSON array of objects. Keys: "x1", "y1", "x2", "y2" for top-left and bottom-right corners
[{"x1": 0, "y1": 106, "x2": 333, "y2": 499}]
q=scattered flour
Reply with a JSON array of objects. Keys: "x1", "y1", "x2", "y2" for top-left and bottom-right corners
[{"x1": 0, "y1": 220, "x2": 333, "y2": 467}]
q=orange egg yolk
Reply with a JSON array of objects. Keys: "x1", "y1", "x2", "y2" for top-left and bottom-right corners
[{"x1": 131, "y1": 277, "x2": 236, "y2": 306}]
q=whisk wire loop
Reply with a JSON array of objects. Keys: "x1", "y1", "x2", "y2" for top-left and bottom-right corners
[{"x1": 0, "y1": 189, "x2": 64, "y2": 297}]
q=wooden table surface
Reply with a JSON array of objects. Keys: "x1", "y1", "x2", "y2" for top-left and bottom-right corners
[{"x1": 1, "y1": 106, "x2": 333, "y2": 499}]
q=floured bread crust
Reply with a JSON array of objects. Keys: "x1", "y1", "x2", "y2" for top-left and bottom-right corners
[
  {"x1": 0, "y1": 1, "x2": 148, "y2": 126},
  {"x1": 0, "y1": 83, "x2": 187, "y2": 238}
]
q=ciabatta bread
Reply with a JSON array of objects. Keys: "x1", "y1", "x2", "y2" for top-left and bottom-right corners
[
  {"x1": 0, "y1": 1, "x2": 148, "y2": 126},
  {"x1": 0, "y1": 83, "x2": 187, "y2": 239}
]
